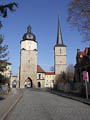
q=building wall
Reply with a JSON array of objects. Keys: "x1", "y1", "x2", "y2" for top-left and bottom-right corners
[
  {"x1": 54, "y1": 46, "x2": 67, "y2": 74},
  {"x1": 21, "y1": 40, "x2": 37, "y2": 50},
  {"x1": 45, "y1": 74, "x2": 56, "y2": 88},
  {"x1": 37, "y1": 73, "x2": 45, "y2": 80},
  {"x1": 55, "y1": 47, "x2": 66, "y2": 55},
  {"x1": 55, "y1": 65, "x2": 67, "y2": 74},
  {"x1": 20, "y1": 39, "x2": 37, "y2": 88},
  {"x1": 37, "y1": 73, "x2": 45, "y2": 88},
  {"x1": 37, "y1": 80, "x2": 45, "y2": 88}
]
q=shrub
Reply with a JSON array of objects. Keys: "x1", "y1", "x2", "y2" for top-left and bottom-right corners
[{"x1": 0, "y1": 74, "x2": 9, "y2": 84}]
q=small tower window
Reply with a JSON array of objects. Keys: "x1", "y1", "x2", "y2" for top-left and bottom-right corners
[
  {"x1": 28, "y1": 60, "x2": 30, "y2": 63},
  {"x1": 60, "y1": 48, "x2": 61, "y2": 54},
  {"x1": 60, "y1": 61, "x2": 62, "y2": 63},
  {"x1": 39, "y1": 74, "x2": 41, "y2": 79}
]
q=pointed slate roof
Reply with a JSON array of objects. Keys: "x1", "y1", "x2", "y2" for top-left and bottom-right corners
[
  {"x1": 55, "y1": 15, "x2": 66, "y2": 47},
  {"x1": 57, "y1": 15, "x2": 63, "y2": 45}
]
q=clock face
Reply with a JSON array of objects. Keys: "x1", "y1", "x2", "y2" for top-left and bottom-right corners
[
  {"x1": 27, "y1": 34, "x2": 33, "y2": 39},
  {"x1": 30, "y1": 35, "x2": 33, "y2": 39},
  {"x1": 27, "y1": 34, "x2": 30, "y2": 39}
]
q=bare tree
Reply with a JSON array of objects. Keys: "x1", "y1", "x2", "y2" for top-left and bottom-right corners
[
  {"x1": 56, "y1": 64, "x2": 75, "y2": 85},
  {"x1": 67, "y1": 0, "x2": 90, "y2": 41},
  {"x1": 0, "y1": 1, "x2": 18, "y2": 84},
  {"x1": 0, "y1": 1, "x2": 18, "y2": 28},
  {"x1": 0, "y1": 35, "x2": 8, "y2": 72},
  {"x1": 67, "y1": 64, "x2": 75, "y2": 82},
  {"x1": 67, "y1": 64, "x2": 74, "y2": 73},
  {"x1": 56, "y1": 72, "x2": 67, "y2": 84},
  {"x1": 50, "y1": 66, "x2": 54, "y2": 72}
]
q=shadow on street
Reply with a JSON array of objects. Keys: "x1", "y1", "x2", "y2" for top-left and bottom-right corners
[{"x1": 0, "y1": 96, "x2": 5, "y2": 101}]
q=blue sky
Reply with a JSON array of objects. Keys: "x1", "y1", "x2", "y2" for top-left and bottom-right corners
[{"x1": 0, "y1": 0, "x2": 89, "y2": 75}]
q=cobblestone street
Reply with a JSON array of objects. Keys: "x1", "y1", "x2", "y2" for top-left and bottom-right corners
[{"x1": 7, "y1": 89, "x2": 90, "y2": 120}]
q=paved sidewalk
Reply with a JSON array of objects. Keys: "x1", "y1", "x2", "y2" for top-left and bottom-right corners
[
  {"x1": 50, "y1": 90, "x2": 90, "y2": 105},
  {"x1": 0, "y1": 88, "x2": 23, "y2": 120}
]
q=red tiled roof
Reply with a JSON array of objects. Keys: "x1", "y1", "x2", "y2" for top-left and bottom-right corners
[
  {"x1": 79, "y1": 51, "x2": 86, "y2": 56},
  {"x1": 79, "y1": 48, "x2": 88, "y2": 56},
  {"x1": 37, "y1": 65, "x2": 45, "y2": 73},
  {"x1": 45, "y1": 72, "x2": 55, "y2": 75},
  {"x1": 85, "y1": 48, "x2": 88, "y2": 54}
]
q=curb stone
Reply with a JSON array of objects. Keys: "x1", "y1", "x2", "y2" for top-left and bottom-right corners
[
  {"x1": 1, "y1": 93, "x2": 23, "y2": 120},
  {"x1": 51, "y1": 90, "x2": 90, "y2": 106}
]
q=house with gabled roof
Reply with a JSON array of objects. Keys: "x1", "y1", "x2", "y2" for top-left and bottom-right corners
[
  {"x1": 45, "y1": 72, "x2": 56, "y2": 88},
  {"x1": 0, "y1": 60, "x2": 12, "y2": 79},
  {"x1": 37, "y1": 65, "x2": 56, "y2": 88},
  {"x1": 37, "y1": 65, "x2": 46, "y2": 88},
  {"x1": 75, "y1": 48, "x2": 90, "y2": 82}
]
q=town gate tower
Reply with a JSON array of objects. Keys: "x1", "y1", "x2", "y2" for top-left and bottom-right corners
[{"x1": 20, "y1": 25, "x2": 37, "y2": 88}]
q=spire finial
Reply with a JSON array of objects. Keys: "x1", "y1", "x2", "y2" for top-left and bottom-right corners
[
  {"x1": 57, "y1": 8, "x2": 60, "y2": 17},
  {"x1": 27, "y1": 25, "x2": 31, "y2": 33}
]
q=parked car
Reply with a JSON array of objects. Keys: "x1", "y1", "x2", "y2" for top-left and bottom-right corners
[{"x1": 24, "y1": 81, "x2": 31, "y2": 88}]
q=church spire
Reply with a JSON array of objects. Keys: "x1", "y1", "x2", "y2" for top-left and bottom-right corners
[{"x1": 56, "y1": 15, "x2": 63, "y2": 45}]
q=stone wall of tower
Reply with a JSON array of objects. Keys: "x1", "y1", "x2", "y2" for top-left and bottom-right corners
[
  {"x1": 20, "y1": 49, "x2": 37, "y2": 88},
  {"x1": 54, "y1": 46, "x2": 67, "y2": 75},
  {"x1": 21, "y1": 40, "x2": 37, "y2": 50}
]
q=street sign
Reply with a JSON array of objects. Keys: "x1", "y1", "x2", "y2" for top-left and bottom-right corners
[
  {"x1": 82, "y1": 71, "x2": 89, "y2": 100},
  {"x1": 82, "y1": 71, "x2": 88, "y2": 80}
]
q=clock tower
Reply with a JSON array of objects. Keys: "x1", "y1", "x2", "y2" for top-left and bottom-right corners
[
  {"x1": 54, "y1": 16, "x2": 67, "y2": 75},
  {"x1": 20, "y1": 25, "x2": 37, "y2": 88}
]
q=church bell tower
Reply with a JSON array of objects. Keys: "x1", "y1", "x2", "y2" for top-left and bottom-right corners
[
  {"x1": 20, "y1": 25, "x2": 37, "y2": 88},
  {"x1": 54, "y1": 16, "x2": 67, "y2": 75}
]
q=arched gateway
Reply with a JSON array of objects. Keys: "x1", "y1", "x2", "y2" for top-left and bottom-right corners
[{"x1": 24, "y1": 77, "x2": 33, "y2": 88}]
